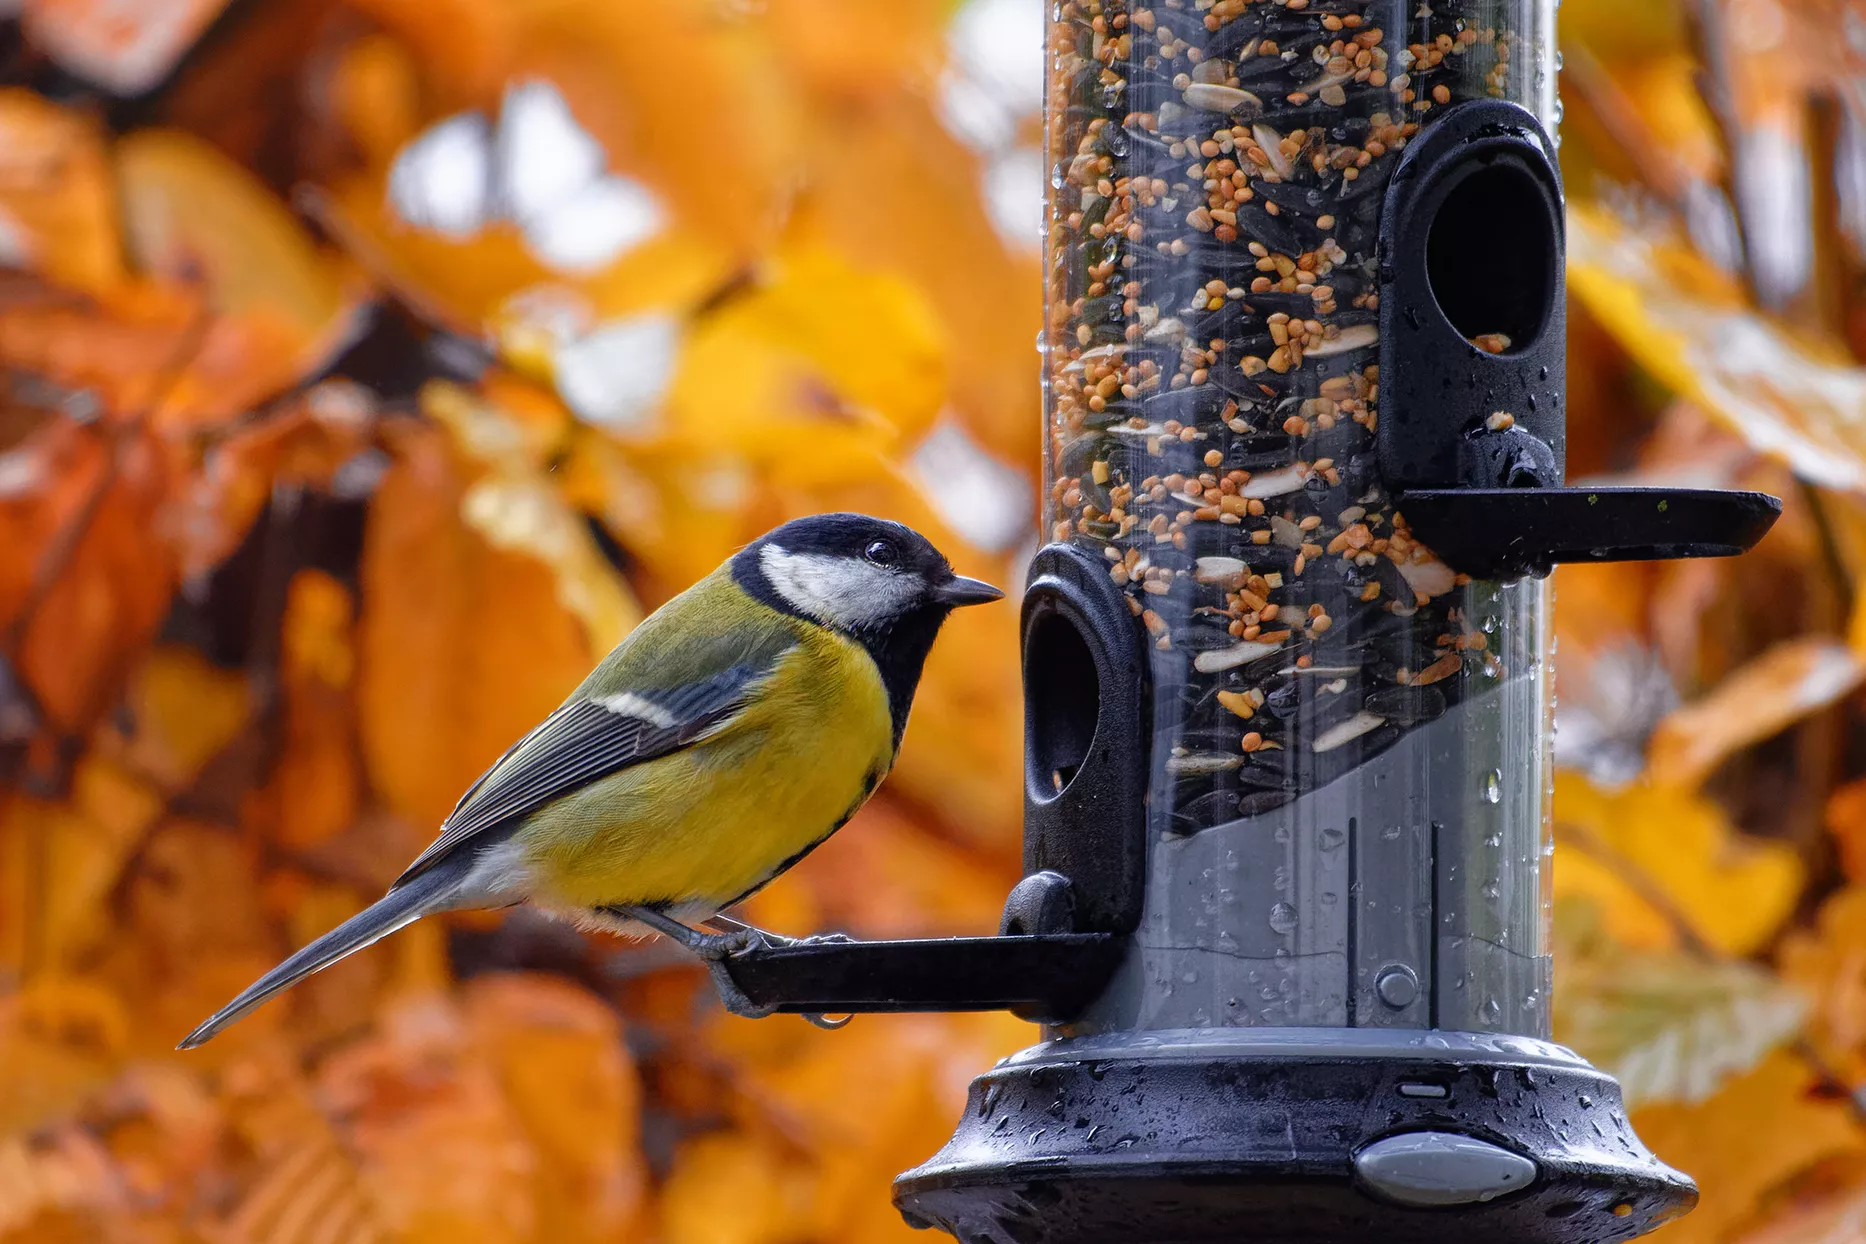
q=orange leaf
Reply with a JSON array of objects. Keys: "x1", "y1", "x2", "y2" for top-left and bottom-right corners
[
  {"x1": 115, "y1": 129, "x2": 367, "y2": 427},
  {"x1": 317, "y1": 998, "x2": 538, "y2": 1244},
  {"x1": 1827, "y1": 779, "x2": 1866, "y2": 885},
  {"x1": 0, "y1": 89, "x2": 124, "y2": 295},
  {"x1": 356, "y1": 425, "x2": 598, "y2": 831},
  {"x1": 1633, "y1": 1050, "x2": 1865, "y2": 1244},
  {"x1": 104, "y1": 820, "x2": 279, "y2": 1056},
  {"x1": 1781, "y1": 886, "x2": 1866, "y2": 1081},
  {"x1": 464, "y1": 975, "x2": 647, "y2": 1240},
  {"x1": 257, "y1": 571, "x2": 361, "y2": 852},
  {"x1": 2, "y1": 421, "x2": 177, "y2": 738},
  {"x1": 657, "y1": 1132, "x2": 808, "y2": 1244}
]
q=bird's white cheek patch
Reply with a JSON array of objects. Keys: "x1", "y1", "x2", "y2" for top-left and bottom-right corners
[{"x1": 760, "y1": 545, "x2": 920, "y2": 630}]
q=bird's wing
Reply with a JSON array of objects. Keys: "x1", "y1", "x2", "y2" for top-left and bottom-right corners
[{"x1": 391, "y1": 655, "x2": 782, "y2": 889}]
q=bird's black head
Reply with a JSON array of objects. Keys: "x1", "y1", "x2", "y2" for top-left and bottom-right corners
[
  {"x1": 731, "y1": 513, "x2": 1003, "y2": 745},
  {"x1": 732, "y1": 513, "x2": 1002, "y2": 636}
]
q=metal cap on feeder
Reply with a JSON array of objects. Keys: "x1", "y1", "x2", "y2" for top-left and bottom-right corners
[{"x1": 695, "y1": 2, "x2": 1784, "y2": 1241}]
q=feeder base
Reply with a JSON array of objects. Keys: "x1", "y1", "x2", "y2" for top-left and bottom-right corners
[{"x1": 894, "y1": 1028, "x2": 1694, "y2": 1244}]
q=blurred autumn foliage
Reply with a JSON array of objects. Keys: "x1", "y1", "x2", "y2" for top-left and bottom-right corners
[{"x1": 1, "y1": 0, "x2": 1865, "y2": 1240}]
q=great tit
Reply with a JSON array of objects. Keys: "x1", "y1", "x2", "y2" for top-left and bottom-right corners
[{"x1": 180, "y1": 513, "x2": 1002, "y2": 1048}]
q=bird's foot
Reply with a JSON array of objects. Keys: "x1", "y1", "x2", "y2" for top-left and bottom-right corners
[
  {"x1": 702, "y1": 917, "x2": 856, "y2": 1028},
  {"x1": 703, "y1": 913, "x2": 856, "y2": 949},
  {"x1": 605, "y1": 907, "x2": 854, "y2": 1026}
]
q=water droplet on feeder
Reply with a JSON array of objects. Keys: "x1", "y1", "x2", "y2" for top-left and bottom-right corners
[
  {"x1": 1268, "y1": 901, "x2": 1299, "y2": 934},
  {"x1": 1483, "y1": 769, "x2": 1503, "y2": 803}
]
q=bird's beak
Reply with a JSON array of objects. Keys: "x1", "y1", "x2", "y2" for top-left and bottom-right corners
[{"x1": 935, "y1": 575, "x2": 1005, "y2": 607}]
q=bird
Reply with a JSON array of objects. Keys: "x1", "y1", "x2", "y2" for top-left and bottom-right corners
[{"x1": 179, "y1": 513, "x2": 1003, "y2": 1049}]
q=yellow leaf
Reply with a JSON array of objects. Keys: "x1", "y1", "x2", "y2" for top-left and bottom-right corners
[
  {"x1": 689, "y1": 238, "x2": 948, "y2": 446},
  {"x1": 1646, "y1": 639, "x2": 1864, "y2": 787},
  {"x1": 801, "y1": 88, "x2": 1044, "y2": 468},
  {"x1": 423, "y1": 377, "x2": 644, "y2": 653},
  {"x1": 116, "y1": 129, "x2": 352, "y2": 340},
  {"x1": 0, "y1": 978, "x2": 126, "y2": 1135},
  {"x1": 1567, "y1": 204, "x2": 1866, "y2": 493},
  {"x1": 2, "y1": 756, "x2": 162, "y2": 971},
  {"x1": 114, "y1": 645, "x2": 251, "y2": 793},
  {"x1": 1554, "y1": 772, "x2": 1802, "y2": 956}
]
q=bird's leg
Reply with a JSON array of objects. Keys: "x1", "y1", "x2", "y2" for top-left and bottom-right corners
[{"x1": 603, "y1": 905, "x2": 776, "y2": 1018}]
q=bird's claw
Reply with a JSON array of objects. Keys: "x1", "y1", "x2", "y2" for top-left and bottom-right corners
[
  {"x1": 697, "y1": 923, "x2": 856, "y2": 1028},
  {"x1": 608, "y1": 907, "x2": 856, "y2": 1028},
  {"x1": 688, "y1": 926, "x2": 770, "y2": 962},
  {"x1": 699, "y1": 954, "x2": 778, "y2": 1019}
]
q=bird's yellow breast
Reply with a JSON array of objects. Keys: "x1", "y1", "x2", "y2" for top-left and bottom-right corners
[{"x1": 516, "y1": 623, "x2": 895, "y2": 912}]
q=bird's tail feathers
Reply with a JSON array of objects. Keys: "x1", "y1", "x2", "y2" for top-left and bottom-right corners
[{"x1": 177, "y1": 860, "x2": 466, "y2": 1050}]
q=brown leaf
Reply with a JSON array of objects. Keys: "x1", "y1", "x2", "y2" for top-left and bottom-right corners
[
  {"x1": 173, "y1": 380, "x2": 375, "y2": 580},
  {"x1": 1733, "y1": 1155, "x2": 1866, "y2": 1244},
  {"x1": 1781, "y1": 887, "x2": 1866, "y2": 1082},
  {"x1": 1646, "y1": 638, "x2": 1865, "y2": 786}
]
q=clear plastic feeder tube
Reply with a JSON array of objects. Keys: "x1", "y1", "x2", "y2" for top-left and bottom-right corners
[{"x1": 1043, "y1": 0, "x2": 1556, "y2": 1036}]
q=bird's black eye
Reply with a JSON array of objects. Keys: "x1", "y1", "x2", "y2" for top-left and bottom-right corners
[{"x1": 863, "y1": 539, "x2": 899, "y2": 567}]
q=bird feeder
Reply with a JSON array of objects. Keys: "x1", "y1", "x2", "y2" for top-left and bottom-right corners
[{"x1": 709, "y1": 1, "x2": 1781, "y2": 1240}]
